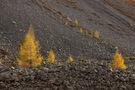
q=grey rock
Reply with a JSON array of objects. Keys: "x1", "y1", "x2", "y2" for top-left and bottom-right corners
[
  {"x1": 67, "y1": 86, "x2": 74, "y2": 90},
  {"x1": 132, "y1": 74, "x2": 135, "y2": 78},
  {"x1": 121, "y1": 85, "x2": 127, "y2": 89}
]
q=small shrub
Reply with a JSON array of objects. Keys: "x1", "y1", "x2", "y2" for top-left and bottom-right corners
[
  {"x1": 110, "y1": 49, "x2": 127, "y2": 69},
  {"x1": 79, "y1": 54, "x2": 84, "y2": 61},
  {"x1": 79, "y1": 28, "x2": 83, "y2": 33},
  {"x1": 47, "y1": 50, "x2": 55, "y2": 63},
  {"x1": 102, "y1": 40, "x2": 107, "y2": 45},
  {"x1": 94, "y1": 31, "x2": 99, "y2": 39},
  {"x1": 17, "y1": 25, "x2": 43, "y2": 67},
  {"x1": 88, "y1": 29, "x2": 93, "y2": 38},
  {"x1": 68, "y1": 56, "x2": 73, "y2": 62},
  {"x1": 75, "y1": 19, "x2": 78, "y2": 27},
  {"x1": 125, "y1": 56, "x2": 135, "y2": 60},
  {"x1": 65, "y1": 22, "x2": 68, "y2": 26}
]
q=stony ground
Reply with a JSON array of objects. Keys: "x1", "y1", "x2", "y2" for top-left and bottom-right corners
[{"x1": 0, "y1": 51, "x2": 135, "y2": 90}]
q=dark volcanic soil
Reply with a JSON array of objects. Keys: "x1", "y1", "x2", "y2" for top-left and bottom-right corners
[{"x1": 0, "y1": 0, "x2": 135, "y2": 89}]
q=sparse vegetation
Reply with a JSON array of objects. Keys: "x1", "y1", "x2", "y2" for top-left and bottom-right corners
[
  {"x1": 75, "y1": 19, "x2": 78, "y2": 27},
  {"x1": 17, "y1": 25, "x2": 43, "y2": 67},
  {"x1": 125, "y1": 56, "x2": 135, "y2": 60},
  {"x1": 68, "y1": 56, "x2": 73, "y2": 62},
  {"x1": 88, "y1": 29, "x2": 93, "y2": 38},
  {"x1": 65, "y1": 22, "x2": 68, "y2": 26},
  {"x1": 102, "y1": 40, "x2": 107, "y2": 45},
  {"x1": 79, "y1": 28, "x2": 83, "y2": 33},
  {"x1": 94, "y1": 31, "x2": 99, "y2": 39},
  {"x1": 47, "y1": 49, "x2": 55, "y2": 63},
  {"x1": 79, "y1": 54, "x2": 85, "y2": 61}
]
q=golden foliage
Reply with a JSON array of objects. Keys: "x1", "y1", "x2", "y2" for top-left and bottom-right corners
[
  {"x1": 94, "y1": 31, "x2": 99, "y2": 39},
  {"x1": 17, "y1": 25, "x2": 43, "y2": 67},
  {"x1": 75, "y1": 19, "x2": 78, "y2": 27},
  {"x1": 47, "y1": 50, "x2": 55, "y2": 63},
  {"x1": 68, "y1": 56, "x2": 73, "y2": 62},
  {"x1": 110, "y1": 49, "x2": 127, "y2": 69}
]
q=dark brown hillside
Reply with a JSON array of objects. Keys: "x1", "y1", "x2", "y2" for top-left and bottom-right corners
[{"x1": 125, "y1": 0, "x2": 135, "y2": 8}]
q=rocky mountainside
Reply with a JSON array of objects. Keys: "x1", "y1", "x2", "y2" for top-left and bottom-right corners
[
  {"x1": 0, "y1": 0, "x2": 135, "y2": 60},
  {"x1": 0, "y1": 0, "x2": 135, "y2": 89}
]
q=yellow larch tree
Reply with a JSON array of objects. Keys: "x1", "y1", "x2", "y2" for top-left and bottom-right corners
[
  {"x1": 47, "y1": 50, "x2": 55, "y2": 63},
  {"x1": 79, "y1": 28, "x2": 83, "y2": 33},
  {"x1": 110, "y1": 48, "x2": 127, "y2": 69},
  {"x1": 75, "y1": 19, "x2": 78, "y2": 27},
  {"x1": 17, "y1": 25, "x2": 43, "y2": 67},
  {"x1": 94, "y1": 31, "x2": 99, "y2": 39},
  {"x1": 68, "y1": 56, "x2": 73, "y2": 62},
  {"x1": 89, "y1": 29, "x2": 93, "y2": 38}
]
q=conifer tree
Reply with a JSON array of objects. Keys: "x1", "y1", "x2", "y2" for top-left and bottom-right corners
[
  {"x1": 89, "y1": 29, "x2": 93, "y2": 38},
  {"x1": 94, "y1": 31, "x2": 99, "y2": 39},
  {"x1": 110, "y1": 48, "x2": 127, "y2": 69},
  {"x1": 68, "y1": 56, "x2": 73, "y2": 62},
  {"x1": 47, "y1": 50, "x2": 55, "y2": 63},
  {"x1": 17, "y1": 25, "x2": 43, "y2": 67},
  {"x1": 75, "y1": 19, "x2": 78, "y2": 27}
]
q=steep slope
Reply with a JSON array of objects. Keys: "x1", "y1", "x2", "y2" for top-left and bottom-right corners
[{"x1": 0, "y1": 0, "x2": 135, "y2": 60}]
